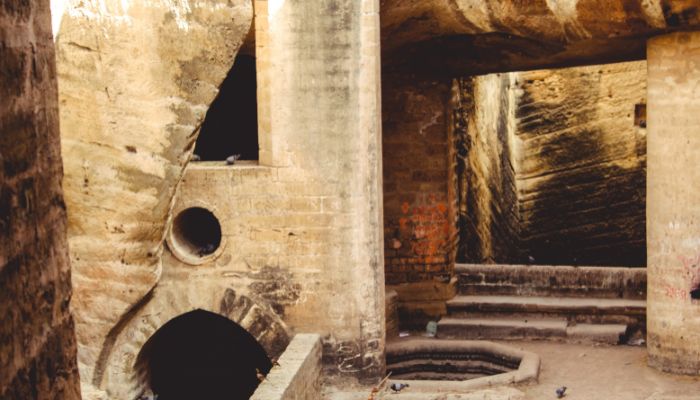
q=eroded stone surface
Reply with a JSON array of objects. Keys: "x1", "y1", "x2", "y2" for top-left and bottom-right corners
[
  {"x1": 514, "y1": 61, "x2": 647, "y2": 266},
  {"x1": 55, "y1": 0, "x2": 253, "y2": 386},
  {"x1": 98, "y1": 280, "x2": 290, "y2": 398},
  {"x1": 381, "y1": 0, "x2": 700, "y2": 76},
  {"x1": 647, "y1": 31, "x2": 700, "y2": 375},
  {"x1": 0, "y1": 0, "x2": 81, "y2": 397}
]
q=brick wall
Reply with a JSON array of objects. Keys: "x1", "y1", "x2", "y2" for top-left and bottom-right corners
[
  {"x1": 0, "y1": 0, "x2": 81, "y2": 397},
  {"x1": 382, "y1": 78, "x2": 456, "y2": 285}
]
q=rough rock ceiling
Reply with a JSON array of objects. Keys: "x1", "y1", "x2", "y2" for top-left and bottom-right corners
[{"x1": 380, "y1": 0, "x2": 700, "y2": 76}]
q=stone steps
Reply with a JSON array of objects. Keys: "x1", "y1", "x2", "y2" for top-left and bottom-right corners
[
  {"x1": 446, "y1": 295, "x2": 645, "y2": 322},
  {"x1": 437, "y1": 317, "x2": 627, "y2": 344},
  {"x1": 434, "y1": 264, "x2": 647, "y2": 345},
  {"x1": 441, "y1": 294, "x2": 644, "y2": 344},
  {"x1": 455, "y1": 263, "x2": 646, "y2": 300}
]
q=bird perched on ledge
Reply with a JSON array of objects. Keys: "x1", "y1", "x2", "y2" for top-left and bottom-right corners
[
  {"x1": 390, "y1": 383, "x2": 409, "y2": 393},
  {"x1": 226, "y1": 154, "x2": 241, "y2": 165}
]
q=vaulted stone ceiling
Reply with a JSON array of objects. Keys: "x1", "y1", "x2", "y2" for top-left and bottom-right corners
[{"x1": 380, "y1": 0, "x2": 700, "y2": 76}]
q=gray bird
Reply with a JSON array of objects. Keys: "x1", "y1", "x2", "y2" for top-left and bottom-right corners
[
  {"x1": 198, "y1": 243, "x2": 216, "y2": 257},
  {"x1": 390, "y1": 383, "x2": 409, "y2": 393},
  {"x1": 556, "y1": 386, "x2": 567, "y2": 398},
  {"x1": 191, "y1": 153, "x2": 201, "y2": 161},
  {"x1": 226, "y1": 154, "x2": 241, "y2": 165},
  {"x1": 528, "y1": 255, "x2": 536, "y2": 264},
  {"x1": 691, "y1": 287, "x2": 700, "y2": 300}
]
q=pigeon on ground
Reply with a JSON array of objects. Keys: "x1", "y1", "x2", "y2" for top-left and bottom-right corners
[
  {"x1": 556, "y1": 386, "x2": 567, "y2": 398},
  {"x1": 226, "y1": 154, "x2": 241, "y2": 165},
  {"x1": 691, "y1": 287, "x2": 700, "y2": 300},
  {"x1": 390, "y1": 383, "x2": 409, "y2": 393},
  {"x1": 191, "y1": 153, "x2": 201, "y2": 161}
]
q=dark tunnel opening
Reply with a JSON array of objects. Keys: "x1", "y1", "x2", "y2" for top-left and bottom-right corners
[
  {"x1": 135, "y1": 309, "x2": 271, "y2": 400},
  {"x1": 194, "y1": 54, "x2": 258, "y2": 161},
  {"x1": 170, "y1": 207, "x2": 222, "y2": 258}
]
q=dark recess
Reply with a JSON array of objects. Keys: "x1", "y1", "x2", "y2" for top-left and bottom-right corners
[
  {"x1": 172, "y1": 207, "x2": 221, "y2": 257},
  {"x1": 135, "y1": 309, "x2": 272, "y2": 400},
  {"x1": 194, "y1": 55, "x2": 258, "y2": 161}
]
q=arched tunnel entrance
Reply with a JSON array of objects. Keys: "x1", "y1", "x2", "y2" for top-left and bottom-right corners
[{"x1": 135, "y1": 309, "x2": 271, "y2": 400}]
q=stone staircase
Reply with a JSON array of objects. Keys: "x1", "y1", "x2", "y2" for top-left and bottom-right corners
[{"x1": 436, "y1": 264, "x2": 646, "y2": 344}]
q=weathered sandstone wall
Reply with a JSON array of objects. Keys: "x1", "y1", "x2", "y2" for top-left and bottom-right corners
[
  {"x1": 447, "y1": 61, "x2": 646, "y2": 266},
  {"x1": 381, "y1": 0, "x2": 700, "y2": 77},
  {"x1": 54, "y1": 0, "x2": 386, "y2": 393},
  {"x1": 55, "y1": 0, "x2": 253, "y2": 389},
  {"x1": 165, "y1": 0, "x2": 386, "y2": 384},
  {"x1": 0, "y1": 0, "x2": 81, "y2": 397},
  {"x1": 452, "y1": 74, "x2": 520, "y2": 264},
  {"x1": 515, "y1": 61, "x2": 647, "y2": 266}
]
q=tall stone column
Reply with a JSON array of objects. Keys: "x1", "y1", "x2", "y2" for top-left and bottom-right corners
[
  {"x1": 261, "y1": 0, "x2": 385, "y2": 382},
  {"x1": 647, "y1": 31, "x2": 700, "y2": 375}
]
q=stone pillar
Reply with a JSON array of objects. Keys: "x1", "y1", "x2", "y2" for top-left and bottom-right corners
[
  {"x1": 647, "y1": 31, "x2": 700, "y2": 375},
  {"x1": 262, "y1": 0, "x2": 385, "y2": 382}
]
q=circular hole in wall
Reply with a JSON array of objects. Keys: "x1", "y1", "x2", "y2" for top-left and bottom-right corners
[{"x1": 169, "y1": 207, "x2": 222, "y2": 262}]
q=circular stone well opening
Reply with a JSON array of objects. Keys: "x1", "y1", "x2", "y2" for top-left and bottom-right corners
[
  {"x1": 168, "y1": 207, "x2": 222, "y2": 263},
  {"x1": 135, "y1": 309, "x2": 271, "y2": 400}
]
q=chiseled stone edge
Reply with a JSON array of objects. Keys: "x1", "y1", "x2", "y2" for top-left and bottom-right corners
[
  {"x1": 386, "y1": 338, "x2": 540, "y2": 392},
  {"x1": 251, "y1": 334, "x2": 322, "y2": 400}
]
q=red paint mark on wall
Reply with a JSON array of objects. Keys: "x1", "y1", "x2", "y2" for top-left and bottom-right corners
[
  {"x1": 398, "y1": 194, "x2": 450, "y2": 257},
  {"x1": 661, "y1": 253, "x2": 700, "y2": 301}
]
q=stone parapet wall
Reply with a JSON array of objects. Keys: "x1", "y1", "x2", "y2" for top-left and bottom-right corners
[{"x1": 251, "y1": 334, "x2": 322, "y2": 400}]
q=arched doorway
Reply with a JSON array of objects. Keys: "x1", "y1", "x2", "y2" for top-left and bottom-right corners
[{"x1": 135, "y1": 309, "x2": 271, "y2": 400}]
